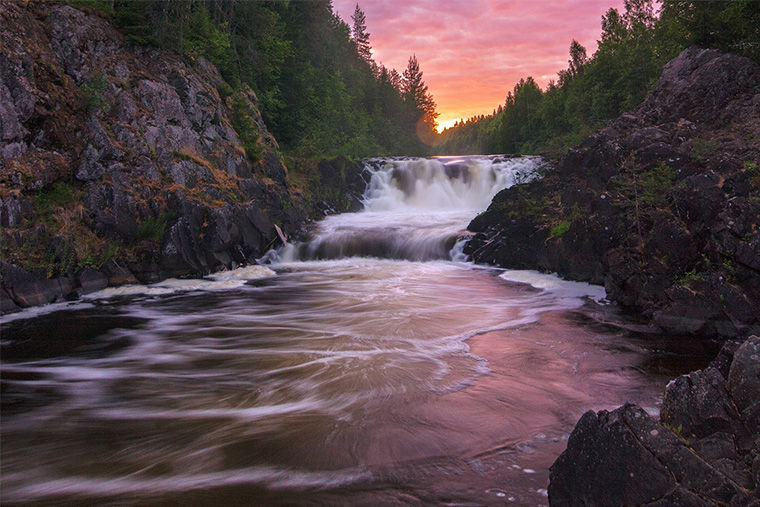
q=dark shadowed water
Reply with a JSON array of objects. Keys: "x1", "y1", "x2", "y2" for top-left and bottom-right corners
[{"x1": 0, "y1": 157, "x2": 716, "y2": 505}]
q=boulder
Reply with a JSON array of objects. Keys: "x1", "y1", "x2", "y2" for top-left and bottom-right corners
[{"x1": 550, "y1": 337, "x2": 760, "y2": 505}]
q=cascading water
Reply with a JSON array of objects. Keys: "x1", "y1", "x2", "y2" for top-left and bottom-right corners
[
  {"x1": 277, "y1": 156, "x2": 540, "y2": 262},
  {"x1": 1, "y1": 155, "x2": 716, "y2": 505}
]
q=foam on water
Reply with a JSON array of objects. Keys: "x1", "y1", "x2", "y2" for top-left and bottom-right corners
[
  {"x1": 277, "y1": 155, "x2": 543, "y2": 262},
  {"x1": 500, "y1": 269, "x2": 607, "y2": 307},
  {"x1": 84, "y1": 265, "x2": 276, "y2": 300}
]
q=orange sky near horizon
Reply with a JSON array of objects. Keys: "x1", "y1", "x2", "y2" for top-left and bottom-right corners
[{"x1": 333, "y1": 0, "x2": 625, "y2": 132}]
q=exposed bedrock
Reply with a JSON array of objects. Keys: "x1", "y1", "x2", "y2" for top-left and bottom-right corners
[
  {"x1": 466, "y1": 47, "x2": 760, "y2": 339},
  {"x1": 0, "y1": 1, "x2": 363, "y2": 312}
]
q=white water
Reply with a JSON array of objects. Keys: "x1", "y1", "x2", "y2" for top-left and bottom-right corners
[
  {"x1": 3, "y1": 155, "x2": 708, "y2": 506},
  {"x1": 278, "y1": 156, "x2": 541, "y2": 262}
]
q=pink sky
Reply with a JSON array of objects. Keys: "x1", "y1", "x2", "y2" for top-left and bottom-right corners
[{"x1": 333, "y1": 0, "x2": 625, "y2": 130}]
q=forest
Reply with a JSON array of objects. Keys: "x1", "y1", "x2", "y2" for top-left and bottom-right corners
[
  {"x1": 66, "y1": 0, "x2": 438, "y2": 159},
  {"x1": 437, "y1": 0, "x2": 760, "y2": 156},
  {"x1": 66, "y1": 0, "x2": 759, "y2": 159}
]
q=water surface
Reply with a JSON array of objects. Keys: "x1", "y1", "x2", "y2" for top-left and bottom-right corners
[{"x1": 1, "y1": 156, "x2": 715, "y2": 505}]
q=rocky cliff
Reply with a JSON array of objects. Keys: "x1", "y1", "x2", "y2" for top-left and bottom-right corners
[
  {"x1": 466, "y1": 47, "x2": 760, "y2": 339},
  {"x1": 0, "y1": 1, "x2": 363, "y2": 313}
]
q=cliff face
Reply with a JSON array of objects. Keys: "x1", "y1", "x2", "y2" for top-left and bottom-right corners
[
  {"x1": 467, "y1": 47, "x2": 760, "y2": 339},
  {"x1": 0, "y1": 2, "x2": 326, "y2": 311}
]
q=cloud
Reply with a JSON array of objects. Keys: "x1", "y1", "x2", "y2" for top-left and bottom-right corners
[{"x1": 333, "y1": 0, "x2": 624, "y2": 125}]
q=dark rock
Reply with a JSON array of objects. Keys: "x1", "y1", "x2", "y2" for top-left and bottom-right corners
[
  {"x1": 100, "y1": 261, "x2": 138, "y2": 286},
  {"x1": 1, "y1": 0, "x2": 347, "y2": 313},
  {"x1": 549, "y1": 407, "x2": 674, "y2": 506},
  {"x1": 467, "y1": 47, "x2": 760, "y2": 339},
  {"x1": 661, "y1": 367, "x2": 740, "y2": 439},
  {"x1": 0, "y1": 262, "x2": 72, "y2": 307},
  {"x1": 550, "y1": 404, "x2": 753, "y2": 506},
  {"x1": 550, "y1": 337, "x2": 760, "y2": 505},
  {"x1": 0, "y1": 286, "x2": 20, "y2": 313},
  {"x1": 727, "y1": 337, "x2": 760, "y2": 431},
  {"x1": 76, "y1": 267, "x2": 108, "y2": 294}
]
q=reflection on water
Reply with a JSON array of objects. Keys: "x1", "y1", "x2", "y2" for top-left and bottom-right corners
[
  {"x1": 0, "y1": 259, "x2": 715, "y2": 505},
  {"x1": 0, "y1": 157, "x2": 717, "y2": 505}
]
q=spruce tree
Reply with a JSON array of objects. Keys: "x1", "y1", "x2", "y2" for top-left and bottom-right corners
[{"x1": 351, "y1": 4, "x2": 372, "y2": 62}]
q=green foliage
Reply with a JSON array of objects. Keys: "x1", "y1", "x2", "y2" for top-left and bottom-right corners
[
  {"x1": 80, "y1": 71, "x2": 110, "y2": 112},
  {"x1": 679, "y1": 268, "x2": 702, "y2": 287},
  {"x1": 640, "y1": 162, "x2": 676, "y2": 205},
  {"x1": 660, "y1": 0, "x2": 760, "y2": 62},
  {"x1": 216, "y1": 82, "x2": 234, "y2": 100},
  {"x1": 62, "y1": 0, "x2": 113, "y2": 17},
  {"x1": 172, "y1": 150, "x2": 192, "y2": 162},
  {"x1": 136, "y1": 214, "x2": 168, "y2": 242},
  {"x1": 34, "y1": 182, "x2": 77, "y2": 217},
  {"x1": 745, "y1": 160, "x2": 760, "y2": 189},
  {"x1": 438, "y1": 0, "x2": 758, "y2": 156},
  {"x1": 229, "y1": 96, "x2": 263, "y2": 164},
  {"x1": 550, "y1": 221, "x2": 571, "y2": 238},
  {"x1": 92, "y1": 1, "x2": 429, "y2": 159}
]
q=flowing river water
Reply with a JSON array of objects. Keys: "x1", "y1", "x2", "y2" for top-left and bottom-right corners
[{"x1": 1, "y1": 156, "x2": 716, "y2": 505}]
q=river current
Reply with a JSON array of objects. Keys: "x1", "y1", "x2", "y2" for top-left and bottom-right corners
[{"x1": 0, "y1": 156, "x2": 715, "y2": 505}]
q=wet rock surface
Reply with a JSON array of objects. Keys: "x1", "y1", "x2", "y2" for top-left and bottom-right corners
[
  {"x1": 0, "y1": 1, "x2": 363, "y2": 312},
  {"x1": 549, "y1": 336, "x2": 760, "y2": 505},
  {"x1": 466, "y1": 47, "x2": 760, "y2": 338}
]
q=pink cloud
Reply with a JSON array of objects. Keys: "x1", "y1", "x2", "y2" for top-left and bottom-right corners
[{"x1": 333, "y1": 0, "x2": 625, "y2": 126}]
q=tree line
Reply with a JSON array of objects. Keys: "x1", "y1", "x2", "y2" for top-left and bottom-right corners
[
  {"x1": 65, "y1": 0, "x2": 439, "y2": 159},
  {"x1": 437, "y1": 0, "x2": 760, "y2": 156}
]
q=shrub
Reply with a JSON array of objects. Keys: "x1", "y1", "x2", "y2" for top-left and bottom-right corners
[
  {"x1": 550, "y1": 221, "x2": 571, "y2": 238},
  {"x1": 80, "y1": 71, "x2": 110, "y2": 112},
  {"x1": 136, "y1": 215, "x2": 168, "y2": 242},
  {"x1": 229, "y1": 96, "x2": 263, "y2": 164}
]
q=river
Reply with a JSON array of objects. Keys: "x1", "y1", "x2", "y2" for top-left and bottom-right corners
[{"x1": 0, "y1": 156, "x2": 715, "y2": 505}]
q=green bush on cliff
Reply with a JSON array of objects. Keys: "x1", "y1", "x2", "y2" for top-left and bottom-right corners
[
  {"x1": 229, "y1": 96, "x2": 263, "y2": 164},
  {"x1": 80, "y1": 71, "x2": 110, "y2": 112},
  {"x1": 550, "y1": 221, "x2": 571, "y2": 238},
  {"x1": 640, "y1": 162, "x2": 676, "y2": 206},
  {"x1": 136, "y1": 215, "x2": 168, "y2": 242}
]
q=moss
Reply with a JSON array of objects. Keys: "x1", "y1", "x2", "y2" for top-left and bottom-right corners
[
  {"x1": 640, "y1": 162, "x2": 676, "y2": 206},
  {"x1": 217, "y1": 82, "x2": 234, "y2": 100},
  {"x1": 34, "y1": 181, "x2": 78, "y2": 218}
]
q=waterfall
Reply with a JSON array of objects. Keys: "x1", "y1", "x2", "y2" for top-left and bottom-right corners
[{"x1": 277, "y1": 155, "x2": 542, "y2": 262}]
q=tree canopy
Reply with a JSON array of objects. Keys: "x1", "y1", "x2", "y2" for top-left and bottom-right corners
[
  {"x1": 437, "y1": 0, "x2": 760, "y2": 156},
  {"x1": 70, "y1": 0, "x2": 438, "y2": 159}
]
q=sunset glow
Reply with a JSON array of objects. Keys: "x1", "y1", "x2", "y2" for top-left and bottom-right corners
[{"x1": 333, "y1": 0, "x2": 625, "y2": 129}]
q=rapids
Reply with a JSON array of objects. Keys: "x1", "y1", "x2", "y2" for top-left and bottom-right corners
[{"x1": 0, "y1": 156, "x2": 715, "y2": 505}]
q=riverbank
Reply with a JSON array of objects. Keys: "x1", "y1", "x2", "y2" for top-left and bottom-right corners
[
  {"x1": 0, "y1": 2, "x2": 366, "y2": 315},
  {"x1": 459, "y1": 47, "x2": 760, "y2": 503},
  {"x1": 466, "y1": 47, "x2": 760, "y2": 340}
]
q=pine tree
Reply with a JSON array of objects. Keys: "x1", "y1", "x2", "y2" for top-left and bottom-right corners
[
  {"x1": 401, "y1": 55, "x2": 437, "y2": 124},
  {"x1": 351, "y1": 4, "x2": 372, "y2": 62}
]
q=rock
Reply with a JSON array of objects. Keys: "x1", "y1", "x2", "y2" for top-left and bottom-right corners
[
  {"x1": 727, "y1": 336, "x2": 760, "y2": 432},
  {"x1": 466, "y1": 47, "x2": 760, "y2": 339},
  {"x1": 661, "y1": 367, "x2": 741, "y2": 439},
  {"x1": 549, "y1": 407, "x2": 675, "y2": 506},
  {"x1": 0, "y1": 262, "x2": 72, "y2": 307},
  {"x1": 550, "y1": 404, "x2": 753, "y2": 506},
  {"x1": 76, "y1": 267, "x2": 108, "y2": 294},
  {"x1": 550, "y1": 337, "x2": 760, "y2": 505},
  {"x1": 100, "y1": 261, "x2": 138, "y2": 286},
  {"x1": 0, "y1": 1, "x2": 360, "y2": 313}
]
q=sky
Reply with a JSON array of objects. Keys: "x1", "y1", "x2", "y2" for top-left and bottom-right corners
[{"x1": 333, "y1": 0, "x2": 625, "y2": 131}]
